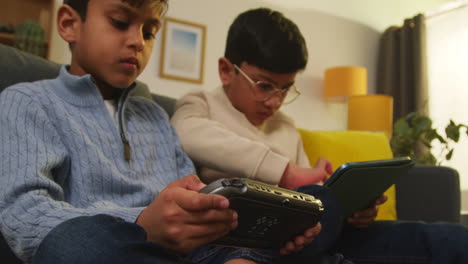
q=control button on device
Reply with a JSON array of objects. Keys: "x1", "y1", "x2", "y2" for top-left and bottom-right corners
[
  {"x1": 231, "y1": 179, "x2": 245, "y2": 188},
  {"x1": 221, "y1": 179, "x2": 232, "y2": 187}
]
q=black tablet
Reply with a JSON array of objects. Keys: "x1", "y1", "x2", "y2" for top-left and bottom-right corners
[
  {"x1": 324, "y1": 157, "x2": 414, "y2": 217},
  {"x1": 199, "y1": 178, "x2": 323, "y2": 248}
]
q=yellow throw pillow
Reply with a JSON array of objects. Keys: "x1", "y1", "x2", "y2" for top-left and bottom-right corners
[{"x1": 298, "y1": 129, "x2": 396, "y2": 220}]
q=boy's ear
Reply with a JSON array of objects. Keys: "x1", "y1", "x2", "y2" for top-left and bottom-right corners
[
  {"x1": 218, "y1": 57, "x2": 235, "y2": 86},
  {"x1": 57, "y1": 5, "x2": 81, "y2": 44}
]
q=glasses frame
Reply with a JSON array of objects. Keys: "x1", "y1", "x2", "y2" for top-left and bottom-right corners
[{"x1": 233, "y1": 64, "x2": 300, "y2": 104}]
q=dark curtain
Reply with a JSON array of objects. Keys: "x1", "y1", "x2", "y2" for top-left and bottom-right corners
[{"x1": 376, "y1": 14, "x2": 428, "y2": 122}]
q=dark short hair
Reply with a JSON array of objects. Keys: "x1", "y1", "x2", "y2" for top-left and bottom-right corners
[
  {"x1": 225, "y1": 8, "x2": 308, "y2": 74},
  {"x1": 63, "y1": 0, "x2": 168, "y2": 21}
]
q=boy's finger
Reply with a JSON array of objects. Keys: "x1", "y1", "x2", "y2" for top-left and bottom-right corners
[
  {"x1": 325, "y1": 161, "x2": 334, "y2": 175},
  {"x1": 167, "y1": 174, "x2": 206, "y2": 192},
  {"x1": 376, "y1": 194, "x2": 388, "y2": 205},
  {"x1": 173, "y1": 187, "x2": 230, "y2": 211},
  {"x1": 305, "y1": 222, "x2": 321, "y2": 237},
  {"x1": 185, "y1": 207, "x2": 238, "y2": 225}
]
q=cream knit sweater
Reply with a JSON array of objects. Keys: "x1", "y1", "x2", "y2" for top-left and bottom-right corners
[{"x1": 171, "y1": 86, "x2": 310, "y2": 185}]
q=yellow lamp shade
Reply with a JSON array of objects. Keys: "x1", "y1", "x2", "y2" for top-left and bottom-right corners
[
  {"x1": 347, "y1": 95, "x2": 394, "y2": 138},
  {"x1": 324, "y1": 66, "x2": 368, "y2": 100}
]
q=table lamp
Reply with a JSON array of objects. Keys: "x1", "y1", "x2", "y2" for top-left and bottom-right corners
[
  {"x1": 324, "y1": 66, "x2": 368, "y2": 102},
  {"x1": 347, "y1": 95, "x2": 394, "y2": 138}
]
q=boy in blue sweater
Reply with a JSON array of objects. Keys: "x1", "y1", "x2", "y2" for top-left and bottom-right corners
[{"x1": 0, "y1": 1, "x2": 321, "y2": 263}]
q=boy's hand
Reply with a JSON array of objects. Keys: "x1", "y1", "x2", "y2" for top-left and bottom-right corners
[
  {"x1": 279, "y1": 158, "x2": 333, "y2": 190},
  {"x1": 314, "y1": 157, "x2": 334, "y2": 182},
  {"x1": 347, "y1": 194, "x2": 387, "y2": 228},
  {"x1": 279, "y1": 222, "x2": 322, "y2": 255},
  {"x1": 136, "y1": 174, "x2": 238, "y2": 253}
]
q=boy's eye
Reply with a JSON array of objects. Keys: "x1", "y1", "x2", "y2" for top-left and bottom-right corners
[
  {"x1": 142, "y1": 25, "x2": 157, "y2": 40},
  {"x1": 256, "y1": 82, "x2": 275, "y2": 92},
  {"x1": 280, "y1": 86, "x2": 291, "y2": 94},
  {"x1": 143, "y1": 31, "x2": 156, "y2": 40},
  {"x1": 111, "y1": 18, "x2": 129, "y2": 30}
]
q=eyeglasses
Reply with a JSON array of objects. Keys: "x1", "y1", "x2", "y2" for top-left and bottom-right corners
[{"x1": 233, "y1": 64, "x2": 300, "y2": 104}]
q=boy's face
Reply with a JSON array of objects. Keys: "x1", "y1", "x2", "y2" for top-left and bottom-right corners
[
  {"x1": 67, "y1": 0, "x2": 164, "y2": 89},
  {"x1": 221, "y1": 59, "x2": 297, "y2": 126}
]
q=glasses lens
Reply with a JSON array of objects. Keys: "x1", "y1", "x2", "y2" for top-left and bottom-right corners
[
  {"x1": 253, "y1": 81, "x2": 276, "y2": 100},
  {"x1": 282, "y1": 87, "x2": 299, "y2": 104},
  {"x1": 235, "y1": 63, "x2": 300, "y2": 104},
  {"x1": 252, "y1": 83, "x2": 299, "y2": 104}
]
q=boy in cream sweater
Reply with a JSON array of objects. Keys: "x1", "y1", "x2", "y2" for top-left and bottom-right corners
[{"x1": 172, "y1": 7, "x2": 468, "y2": 264}]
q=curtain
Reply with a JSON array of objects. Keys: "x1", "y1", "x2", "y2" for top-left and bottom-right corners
[{"x1": 376, "y1": 14, "x2": 428, "y2": 122}]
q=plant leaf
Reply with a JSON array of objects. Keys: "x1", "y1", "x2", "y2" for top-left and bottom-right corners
[
  {"x1": 412, "y1": 114, "x2": 432, "y2": 134},
  {"x1": 446, "y1": 121, "x2": 460, "y2": 142},
  {"x1": 393, "y1": 118, "x2": 410, "y2": 136},
  {"x1": 446, "y1": 149, "x2": 454, "y2": 160},
  {"x1": 390, "y1": 112, "x2": 467, "y2": 166},
  {"x1": 436, "y1": 134, "x2": 447, "y2": 144},
  {"x1": 425, "y1": 129, "x2": 438, "y2": 142}
]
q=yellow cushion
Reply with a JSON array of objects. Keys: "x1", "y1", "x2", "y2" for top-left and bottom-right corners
[{"x1": 298, "y1": 129, "x2": 396, "y2": 220}]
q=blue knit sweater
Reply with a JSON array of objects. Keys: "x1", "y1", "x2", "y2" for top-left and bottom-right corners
[{"x1": 0, "y1": 66, "x2": 195, "y2": 262}]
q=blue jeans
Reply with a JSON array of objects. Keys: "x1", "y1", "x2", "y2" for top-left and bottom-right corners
[
  {"x1": 332, "y1": 220, "x2": 468, "y2": 264},
  {"x1": 33, "y1": 184, "x2": 468, "y2": 263},
  {"x1": 292, "y1": 185, "x2": 468, "y2": 264},
  {"x1": 32, "y1": 214, "x2": 348, "y2": 264}
]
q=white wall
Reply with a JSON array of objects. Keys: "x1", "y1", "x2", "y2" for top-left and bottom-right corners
[
  {"x1": 259, "y1": 0, "x2": 451, "y2": 32},
  {"x1": 49, "y1": 0, "x2": 449, "y2": 131},
  {"x1": 426, "y1": 2, "x2": 468, "y2": 208}
]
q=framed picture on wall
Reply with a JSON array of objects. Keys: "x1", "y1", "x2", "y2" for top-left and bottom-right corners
[{"x1": 159, "y1": 17, "x2": 206, "y2": 84}]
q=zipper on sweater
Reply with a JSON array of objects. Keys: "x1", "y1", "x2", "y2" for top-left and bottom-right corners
[
  {"x1": 121, "y1": 134, "x2": 131, "y2": 161},
  {"x1": 117, "y1": 83, "x2": 136, "y2": 162}
]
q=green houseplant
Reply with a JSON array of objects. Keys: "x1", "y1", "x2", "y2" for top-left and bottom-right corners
[{"x1": 391, "y1": 112, "x2": 468, "y2": 165}]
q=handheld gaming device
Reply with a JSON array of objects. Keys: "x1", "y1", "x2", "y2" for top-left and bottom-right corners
[{"x1": 199, "y1": 178, "x2": 324, "y2": 248}]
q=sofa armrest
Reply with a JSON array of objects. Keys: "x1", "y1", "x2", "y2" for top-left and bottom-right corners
[{"x1": 396, "y1": 165, "x2": 461, "y2": 223}]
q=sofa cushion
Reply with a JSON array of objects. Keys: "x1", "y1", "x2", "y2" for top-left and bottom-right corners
[
  {"x1": 298, "y1": 129, "x2": 397, "y2": 220},
  {"x1": 0, "y1": 44, "x2": 60, "y2": 92}
]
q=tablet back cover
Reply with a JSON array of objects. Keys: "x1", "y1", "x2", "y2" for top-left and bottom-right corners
[{"x1": 325, "y1": 163, "x2": 414, "y2": 217}]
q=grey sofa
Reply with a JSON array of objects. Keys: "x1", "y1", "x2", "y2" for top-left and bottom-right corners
[{"x1": 0, "y1": 44, "x2": 462, "y2": 263}]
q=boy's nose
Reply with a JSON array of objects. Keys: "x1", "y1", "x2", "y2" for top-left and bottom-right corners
[
  {"x1": 264, "y1": 93, "x2": 283, "y2": 109},
  {"x1": 129, "y1": 27, "x2": 144, "y2": 52}
]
